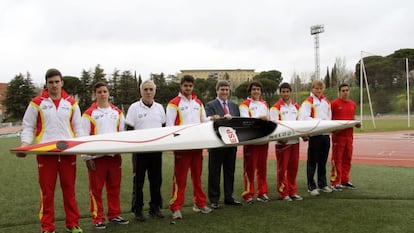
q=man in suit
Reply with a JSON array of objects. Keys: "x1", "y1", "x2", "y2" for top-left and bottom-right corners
[{"x1": 205, "y1": 80, "x2": 242, "y2": 209}]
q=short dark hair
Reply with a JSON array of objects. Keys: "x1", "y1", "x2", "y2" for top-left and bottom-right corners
[
  {"x1": 93, "y1": 81, "x2": 108, "y2": 92},
  {"x1": 45, "y1": 68, "x2": 62, "y2": 81},
  {"x1": 247, "y1": 80, "x2": 263, "y2": 93},
  {"x1": 216, "y1": 80, "x2": 230, "y2": 90},
  {"x1": 181, "y1": 75, "x2": 195, "y2": 84},
  {"x1": 338, "y1": 83, "x2": 349, "y2": 91},
  {"x1": 279, "y1": 82, "x2": 292, "y2": 92}
]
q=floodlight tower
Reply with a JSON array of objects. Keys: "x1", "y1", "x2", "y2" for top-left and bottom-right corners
[{"x1": 310, "y1": 24, "x2": 324, "y2": 80}]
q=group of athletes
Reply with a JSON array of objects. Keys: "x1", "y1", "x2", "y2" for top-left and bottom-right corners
[{"x1": 16, "y1": 68, "x2": 359, "y2": 233}]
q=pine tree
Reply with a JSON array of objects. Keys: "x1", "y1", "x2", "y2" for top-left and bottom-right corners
[
  {"x1": 78, "y1": 69, "x2": 93, "y2": 111},
  {"x1": 324, "y1": 66, "x2": 331, "y2": 88},
  {"x1": 4, "y1": 73, "x2": 36, "y2": 121}
]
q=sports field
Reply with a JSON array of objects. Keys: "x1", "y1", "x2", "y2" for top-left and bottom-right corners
[{"x1": 1, "y1": 121, "x2": 414, "y2": 233}]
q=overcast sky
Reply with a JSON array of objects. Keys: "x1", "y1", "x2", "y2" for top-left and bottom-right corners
[{"x1": 1, "y1": 0, "x2": 413, "y2": 85}]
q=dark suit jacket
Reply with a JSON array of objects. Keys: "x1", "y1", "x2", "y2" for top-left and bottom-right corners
[{"x1": 205, "y1": 98, "x2": 240, "y2": 117}]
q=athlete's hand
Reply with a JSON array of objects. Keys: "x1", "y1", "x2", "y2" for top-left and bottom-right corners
[
  {"x1": 223, "y1": 114, "x2": 232, "y2": 120},
  {"x1": 16, "y1": 152, "x2": 27, "y2": 158},
  {"x1": 210, "y1": 115, "x2": 221, "y2": 121},
  {"x1": 278, "y1": 140, "x2": 288, "y2": 145},
  {"x1": 86, "y1": 160, "x2": 96, "y2": 171},
  {"x1": 16, "y1": 142, "x2": 29, "y2": 158}
]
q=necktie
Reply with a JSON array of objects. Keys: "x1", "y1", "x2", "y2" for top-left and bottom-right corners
[{"x1": 223, "y1": 101, "x2": 229, "y2": 114}]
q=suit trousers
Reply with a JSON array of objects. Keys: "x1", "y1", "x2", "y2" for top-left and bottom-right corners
[
  {"x1": 307, "y1": 135, "x2": 330, "y2": 190},
  {"x1": 208, "y1": 147, "x2": 237, "y2": 203}
]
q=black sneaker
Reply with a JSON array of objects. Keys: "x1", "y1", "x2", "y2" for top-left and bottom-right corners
[
  {"x1": 149, "y1": 209, "x2": 165, "y2": 218},
  {"x1": 342, "y1": 182, "x2": 357, "y2": 189},
  {"x1": 135, "y1": 211, "x2": 146, "y2": 222},
  {"x1": 109, "y1": 216, "x2": 129, "y2": 225},
  {"x1": 94, "y1": 222, "x2": 106, "y2": 230}
]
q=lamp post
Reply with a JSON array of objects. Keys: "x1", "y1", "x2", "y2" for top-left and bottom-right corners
[{"x1": 310, "y1": 24, "x2": 324, "y2": 80}]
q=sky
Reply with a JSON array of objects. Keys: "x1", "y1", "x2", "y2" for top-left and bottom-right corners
[{"x1": 1, "y1": 0, "x2": 413, "y2": 85}]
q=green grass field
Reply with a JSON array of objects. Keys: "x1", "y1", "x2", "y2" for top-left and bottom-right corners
[
  {"x1": 358, "y1": 116, "x2": 414, "y2": 133},
  {"x1": 1, "y1": 123, "x2": 414, "y2": 233}
]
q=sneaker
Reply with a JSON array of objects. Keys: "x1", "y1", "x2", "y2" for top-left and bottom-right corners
[
  {"x1": 289, "y1": 194, "x2": 303, "y2": 201},
  {"x1": 320, "y1": 186, "x2": 333, "y2": 193},
  {"x1": 109, "y1": 216, "x2": 129, "y2": 225},
  {"x1": 280, "y1": 196, "x2": 292, "y2": 201},
  {"x1": 135, "y1": 211, "x2": 146, "y2": 222},
  {"x1": 149, "y1": 209, "x2": 165, "y2": 218},
  {"x1": 332, "y1": 184, "x2": 343, "y2": 191},
  {"x1": 308, "y1": 189, "x2": 320, "y2": 196},
  {"x1": 210, "y1": 202, "x2": 220, "y2": 209},
  {"x1": 192, "y1": 205, "x2": 212, "y2": 214},
  {"x1": 256, "y1": 194, "x2": 270, "y2": 202},
  {"x1": 342, "y1": 182, "x2": 357, "y2": 189},
  {"x1": 245, "y1": 198, "x2": 254, "y2": 205},
  {"x1": 65, "y1": 226, "x2": 83, "y2": 233},
  {"x1": 172, "y1": 210, "x2": 182, "y2": 219},
  {"x1": 94, "y1": 222, "x2": 106, "y2": 230}
]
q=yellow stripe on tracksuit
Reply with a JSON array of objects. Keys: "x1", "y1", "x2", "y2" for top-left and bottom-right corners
[
  {"x1": 169, "y1": 176, "x2": 179, "y2": 205},
  {"x1": 31, "y1": 102, "x2": 45, "y2": 144},
  {"x1": 90, "y1": 190, "x2": 98, "y2": 218}
]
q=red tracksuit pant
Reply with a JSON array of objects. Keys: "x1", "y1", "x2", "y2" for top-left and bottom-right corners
[
  {"x1": 242, "y1": 144, "x2": 269, "y2": 200},
  {"x1": 330, "y1": 135, "x2": 354, "y2": 185},
  {"x1": 87, "y1": 155, "x2": 122, "y2": 224},
  {"x1": 37, "y1": 154, "x2": 80, "y2": 232},
  {"x1": 169, "y1": 150, "x2": 207, "y2": 211},
  {"x1": 275, "y1": 143, "x2": 300, "y2": 198}
]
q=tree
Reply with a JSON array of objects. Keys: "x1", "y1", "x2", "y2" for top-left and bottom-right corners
[
  {"x1": 290, "y1": 72, "x2": 303, "y2": 102},
  {"x1": 334, "y1": 57, "x2": 348, "y2": 85},
  {"x1": 324, "y1": 66, "x2": 331, "y2": 88},
  {"x1": 108, "y1": 69, "x2": 121, "y2": 106},
  {"x1": 193, "y1": 78, "x2": 216, "y2": 103},
  {"x1": 234, "y1": 81, "x2": 250, "y2": 100},
  {"x1": 137, "y1": 72, "x2": 142, "y2": 98},
  {"x1": 116, "y1": 70, "x2": 139, "y2": 110},
  {"x1": 331, "y1": 63, "x2": 338, "y2": 87},
  {"x1": 92, "y1": 64, "x2": 107, "y2": 84},
  {"x1": 62, "y1": 76, "x2": 81, "y2": 96},
  {"x1": 223, "y1": 72, "x2": 230, "y2": 81},
  {"x1": 251, "y1": 70, "x2": 282, "y2": 103},
  {"x1": 3, "y1": 73, "x2": 37, "y2": 121},
  {"x1": 254, "y1": 70, "x2": 283, "y2": 83},
  {"x1": 78, "y1": 69, "x2": 93, "y2": 111}
]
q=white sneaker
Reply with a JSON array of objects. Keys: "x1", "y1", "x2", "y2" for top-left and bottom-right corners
[
  {"x1": 308, "y1": 189, "x2": 320, "y2": 196},
  {"x1": 332, "y1": 184, "x2": 343, "y2": 191},
  {"x1": 320, "y1": 186, "x2": 333, "y2": 193},
  {"x1": 280, "y1": 196, "x2": 292, "y2": 202},
  {"x1": 172, "y1": 210, "x2": 182, "y2": 219},
  {"x1": 192, "y1": 205, "x2": 212, "y2": 214},
  {"x1": 289, "y1": 194, "x2": 303, "y2": 201},
  {"x1": 257, "y1": 194, "x2": 270, "y2": 202}
]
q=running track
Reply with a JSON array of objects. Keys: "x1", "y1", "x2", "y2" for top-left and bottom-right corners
[{"x1": 235, "y1": 131, "x2": 414, "y2": 167}]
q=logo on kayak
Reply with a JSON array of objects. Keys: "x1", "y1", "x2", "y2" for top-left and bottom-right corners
[{"x1": 218, "y1": 127, "x2": 239, "y2": 144}]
